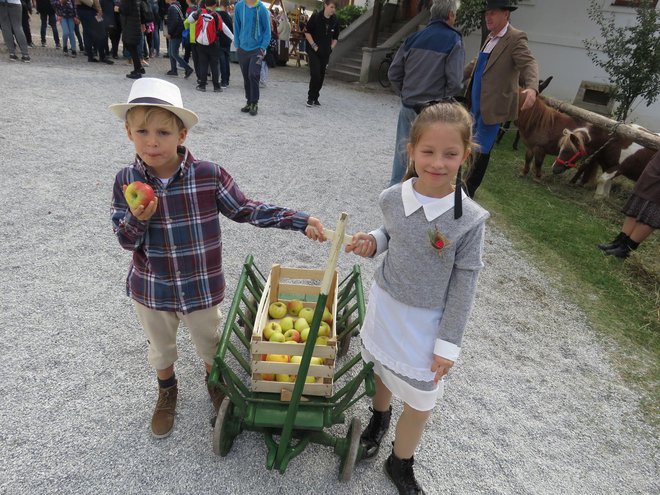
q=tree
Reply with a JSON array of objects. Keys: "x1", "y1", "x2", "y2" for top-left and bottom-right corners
[{"x1": 584, "y1": 0, "x2": 660, "y2": 121}]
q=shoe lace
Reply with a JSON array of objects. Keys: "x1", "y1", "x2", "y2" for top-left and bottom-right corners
[
  {"x1": 400, "y1": 457, "x2": 422, "y2": 491},
  {"x1": 156, "y1": 387, "x2": 175, "y2": 411}
]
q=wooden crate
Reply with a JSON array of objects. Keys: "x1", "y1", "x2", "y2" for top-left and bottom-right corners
[{"x1": 250, "y1": 264, "x2": 338, "y2": 398}]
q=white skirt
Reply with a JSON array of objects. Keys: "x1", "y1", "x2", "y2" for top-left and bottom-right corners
[{"x1": 361, "y1": 282, "x2": 444, "y2": 411}]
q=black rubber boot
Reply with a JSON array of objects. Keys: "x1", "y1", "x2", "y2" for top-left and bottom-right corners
[
  {"x1": 604, "y1": 236, "x2": 639, "y2": 259},
  {"x1": 597, "y1": 232, "x2": 627, "y2": 251},
  {"x1": 384, "y1": 451, "x2": 426, "y2": 495},
  {"x1": 360, "y1": 406, "x2": 392, "y2": 459},
  {"x1": 465, "y1": 152, "x2": 491, "y2": 198}
]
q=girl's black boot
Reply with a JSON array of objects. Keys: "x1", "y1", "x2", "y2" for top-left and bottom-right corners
[
  {"x1": 360, "y1": 406, "x2": 392, "y2": 459},
  {"x1": 605, "y1": 236, "x2": 639, "y2": 259},
  {"x1": 384, "y1": 451, "x2": 426, "y2": 495},
  {"x1": 597, "y1": 232, "x2": 627, "y2": 251}
]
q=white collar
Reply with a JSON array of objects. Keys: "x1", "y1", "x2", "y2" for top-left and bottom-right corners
[
  {"x1": 401, "y1": 179, "x2": 455, "y2": 221},
  {"x1": 489, "y1": 23, "x2": 509, "y2": 41}
]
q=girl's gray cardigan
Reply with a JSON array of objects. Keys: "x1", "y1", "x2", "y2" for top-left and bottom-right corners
[{"x1": 370, "y1": 181, "x2": 489, "y2": 350}]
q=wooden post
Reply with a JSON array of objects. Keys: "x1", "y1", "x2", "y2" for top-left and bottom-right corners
[{"x1": 543, "y1": 96, "x2": 660, "y2": 151}]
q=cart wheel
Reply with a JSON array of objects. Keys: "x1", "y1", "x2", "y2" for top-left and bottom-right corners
[
  {"x1": 340, "y1": 417, "x2": 362, "y2": 482},
  {"x1": 212, "y1": 397, "x2": 235, "y2": 457}
]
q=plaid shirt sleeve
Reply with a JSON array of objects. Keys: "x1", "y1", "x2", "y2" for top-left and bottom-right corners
[{"x1": 111, "y1": 149, "x2": 310, "y2": 314}]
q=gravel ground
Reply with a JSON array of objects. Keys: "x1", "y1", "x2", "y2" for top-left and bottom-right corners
[{"x1": 0, "y1": 44, "x2": 657, "y2": 495}]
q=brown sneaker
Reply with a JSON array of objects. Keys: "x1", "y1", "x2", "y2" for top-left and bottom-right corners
[
  {"x1": 151, "y1": 382, "x2": 178, "y2": 438},
  {"x1": 206, "y1": 375, "x2": 225, "y2": 412}
]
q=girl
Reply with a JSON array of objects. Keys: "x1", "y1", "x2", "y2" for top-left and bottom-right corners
[
  {"x1": 52, "y1": 0, "x2": 78, "y2": 57},
  {"x1": 345, "y1": 102, "x2": 489, "y2": 495}
]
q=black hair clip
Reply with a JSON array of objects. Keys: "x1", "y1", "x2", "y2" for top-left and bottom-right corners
[{"x1": 413, "y1": 96, "x2": 468, "y2": 114}]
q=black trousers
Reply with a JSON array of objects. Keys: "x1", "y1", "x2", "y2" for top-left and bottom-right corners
[
  {"x1": 39, "y1": 12, "x2": 59, "y2": 45},
  {"x1": 124, "y1": 42, "x2": 142, "y2": 73},
  {"x1": 465, "y1": 152, "x2": 491, "y2": 198},
  {"x1": 307, "y1": 49, "x2": 330, "y2": 101},
  {"x1": 197, "y1": 42, "x2": 220, "y2": 88}
]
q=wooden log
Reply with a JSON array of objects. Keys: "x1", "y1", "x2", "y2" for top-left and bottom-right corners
[{"x1": 543, "y1": 96, "x2": 660, "y2": 151}]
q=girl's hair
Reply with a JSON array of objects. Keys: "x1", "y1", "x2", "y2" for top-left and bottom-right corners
[
  {"x1": 324, "y1": 0, "x2": 338, "y2": 6},
  {"x1": 402, "y1": 102, "x2": 474, "y2": 182},
  {"x1": 126, "y1": 106, "x2": 185, "y2": 131}
]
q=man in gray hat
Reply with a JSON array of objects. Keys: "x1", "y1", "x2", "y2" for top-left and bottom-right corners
[{"x1": 464, "y1": 0, "x2": 538, "y2": 197}]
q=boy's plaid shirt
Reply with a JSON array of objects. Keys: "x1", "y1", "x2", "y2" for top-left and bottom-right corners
[{"x1": 111, "y1": 147, "x2": 309, "y2": 314}]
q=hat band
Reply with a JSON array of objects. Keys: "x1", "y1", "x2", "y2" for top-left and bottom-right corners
[{"x1": 128, "y1": 96, "x2": 173, "y2": 106}]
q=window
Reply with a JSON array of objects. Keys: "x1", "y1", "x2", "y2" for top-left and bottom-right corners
[{"x1": 612, "y1": 0, "x2": 658, "y2": 7}]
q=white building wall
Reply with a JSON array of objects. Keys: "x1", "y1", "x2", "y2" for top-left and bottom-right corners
[{"x1": 462, "y1": 0, "x2": 660, "y2": 130}]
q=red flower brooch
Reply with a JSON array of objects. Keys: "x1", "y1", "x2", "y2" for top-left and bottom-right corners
[{"x1": 428, "y1": 226, "x2": 450, "y2": 256}]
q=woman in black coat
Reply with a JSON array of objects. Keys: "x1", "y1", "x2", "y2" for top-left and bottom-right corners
[{"x1": 120, "y1": 0, "x2": 143, "y2": 78}]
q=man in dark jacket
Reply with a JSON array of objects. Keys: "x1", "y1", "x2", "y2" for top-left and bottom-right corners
[
  {"x1": 121, "y1": 0, "x2": 144, "y2": 78},
  {"x1": 303, "y1": 0, "x2": 338, "y2": 108},
  {"x1": 387, "y1": 0, "x2": 464, "y2": 186}
]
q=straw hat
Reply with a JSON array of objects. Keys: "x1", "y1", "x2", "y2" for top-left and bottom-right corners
[{"x1": 108, "y1": 78, "x2": 199, "y2": 129}]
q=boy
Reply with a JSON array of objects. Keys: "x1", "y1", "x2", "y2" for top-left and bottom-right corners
[{"x1": 109, "y1": 78, "x2": 327, "y2": 438}]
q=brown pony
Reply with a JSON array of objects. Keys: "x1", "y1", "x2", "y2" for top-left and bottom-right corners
[
  {"x1": 515, "y1": 93, "x2": 584, "y2": 181},
  {"x1": 552, "y1": 124, "x2": 659, "y2": 197}
]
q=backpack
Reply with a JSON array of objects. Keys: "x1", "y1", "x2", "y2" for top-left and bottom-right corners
[{"x1": 195, "y1": 11, "x2": 220, "y2": 46}]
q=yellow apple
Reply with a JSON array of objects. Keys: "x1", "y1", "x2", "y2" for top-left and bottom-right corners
[
  {"x1": 318, "y1": 321, "x2": 331, "y2": 337},
  {"x1": 294, "y1": 317, "x2": 309, "y2": 332},
  {"x1": 300, "y1": 327, "x2": 310, "y2": 342},
  {"x1": 263, "y1": 322, "x2": 281, "y2": 340},
  {"x1": 268, "y1": 301, "x2": 287, "y2": 319},
  {"x1": 275, "y1": 374, "x2": 292, "y2": 382},
  {"x1": 305, "y1": 375, "x2": 316, "y2": 383},
  {"x1": 266, "y1": 354, "x2": 289, "y2": 363},
  {"x1": 269, "y1": 331, "x2": 285, "y2": 343},
  {"x1": 279, "y1": 316, "x2": 294, "y2": 332},
  {"x1": 316, "y1": 336, "x2": 329, "y2": 346},
  {"x1": 299, "y1": 307, "x2": 315, "y2": 324}
]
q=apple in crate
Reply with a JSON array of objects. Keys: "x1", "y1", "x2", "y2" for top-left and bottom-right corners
[
  {"x1": 276, "y1": 374, "x2": 293, "y2": 382},
  {"x1": 268, "y1": 301, "x2": 287, "y2": 319},
  {"x1": 124, "y1": 181, "x2": 155, "y2": 209},
  {"x1": 318, "y1": 321, "x2": 331, "y2": 337},
  {"x1": 269, "y1": 331, "x2": 286, "y2": 343},
  {"x1": 279, "y1": 316, "x2": 294, "y2": 332},
  {"x1": 294, "y1": 318, "x2": 309, "y2": 332},
  {"x1": 287, "y1": 300, "x2": 304, "y2": 316},
  {"x1": 263, "y1": 322, "x2": 281, "y2": 340},
  {"x1": 261, "y1": 373, "x2": 274, "y2": 381},
  {"x1": 300, "y1": 327, "x2": 310, "y2": 342},
  {"x1": 290, "y1": 355, "x2": 323, "y2": 365},
  {"x1": 316, "y1": 336, "x2": 329, "y2": 346},
  {"x1": 284, "y1": 329, "x2": 301, "y2": 343},
  {"x1": 266, "y1": 354, "x2": 289, "y2": 363},
  {"x1": 322, "y1": 307, "x2": 333, "y2": 324},
  {"x1": 299, "y1": 307, "x2": 315, "y2": 324}
]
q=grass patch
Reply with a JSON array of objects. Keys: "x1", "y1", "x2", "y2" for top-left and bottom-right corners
[{"x1": 478, "y1": 133, "x2": 659, "y2": 426}]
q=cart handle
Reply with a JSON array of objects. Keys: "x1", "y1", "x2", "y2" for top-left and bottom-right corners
[{"x1": 320, "y1": 212, "x2": 348, "y2": 296}]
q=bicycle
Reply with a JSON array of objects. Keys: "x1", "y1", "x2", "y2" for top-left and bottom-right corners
[{"x1": 377, "y1": 51, "x2": 394, "y2": 88}]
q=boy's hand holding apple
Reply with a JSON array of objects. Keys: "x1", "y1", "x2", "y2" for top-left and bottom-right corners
[
  {"x1": 122, "y1": 182, "x2": 158, "y2": 221},
  {"x1": 345, "y1": 232, "x2": 376, "y2": 258}
]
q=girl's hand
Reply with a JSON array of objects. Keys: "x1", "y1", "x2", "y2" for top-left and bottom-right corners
[
  {"x1": 431, "y1": 355, "x2": 454, "y2": 384},
  {"x1": 122, "y1": 184, "x2": 158, "y2": 221},
  {"x1": 345, "y1": 232, "x2": 376, "y2": 258},
  {"x1": 304, "y1": 217, "x2": 327, "y2": 242}
]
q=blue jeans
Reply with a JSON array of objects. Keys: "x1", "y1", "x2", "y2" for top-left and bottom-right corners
[
  {"x1": 60, "y1": 17, "x2": 76, "y2": 52},
  {"x1": 169, "y1": 37, "x2": 191, "y2": 73},
  {"x1": 389, "y1": 104, "x2": 417, "y2": 186}
]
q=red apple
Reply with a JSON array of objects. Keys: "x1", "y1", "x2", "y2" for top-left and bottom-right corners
[
  {"x1": 322, "y1": 307, "x2": 333, "y2": 324},
  {"x1": 124, "y1": 181, "x2": 155, "y2": 210},
  {"x1": 284, "y1": 329, "x2": 301, "y2": 343},
  {"x1": 287, "y1": 299, "x2": 304, "y2": 316}
]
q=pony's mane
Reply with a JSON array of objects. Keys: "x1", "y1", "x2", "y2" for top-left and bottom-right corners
[
  {"x1": 558, "y1": 127, "x2": 591, "y2": 152},
  {"x1": 517, "y1": 95, "x2": 560, "y2": 132}
]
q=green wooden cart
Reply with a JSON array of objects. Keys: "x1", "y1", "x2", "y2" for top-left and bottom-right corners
[{"x1": 207, "y1": 214, "x2": 375, "y2": 480}]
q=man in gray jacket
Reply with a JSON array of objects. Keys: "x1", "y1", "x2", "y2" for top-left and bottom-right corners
[{"x1": 387, "y1": 0, "x2": 464, "y2": 186}]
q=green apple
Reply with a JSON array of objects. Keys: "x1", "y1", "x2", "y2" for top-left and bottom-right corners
[
  {"x1": 263, "y1": 322, "x2": 281, "y2": 340},
  {"x1": 290, "y1": 355, "x2": 303, "y2": 364},
  {"x1": 269, "y1": 331, "x2": 285, "y2": 343},
  {"x1": 300, "y1": 327, "x2": 310, "y2": 342},
  {"x1": 318, "y1": 321, "x2": 331, "y2": 337},
  {"x1": 315, "y1": 336, "x2": 329, "y2": 346},
  {"x1": 322, "y1": 307, "x2": 333, "y2": 324},
  {"x1": 284, "y1": 329, "x2": 301, "y2": 343},
  {"x1": 305, "y1": 375, "x2": 316, "y2": 383},
  {"x1": 299, "y1": 307, "x2": 315, "y2": 324},
  {"x1": 294, "y1": 317, "x2": 309, "y2": 332},
  {"x1": 286, "y1": 299, "x2": 304, "y2": 316},
  {"x1": 279, "y1": 316, "x2": 294, "y2": 332},
  {"x1": 290, "y1": 356, "x2": 322, "y2": 365},
  {"x1": 275, "y1": 373, "x2": 292, "y2": 382},
  {"x1": 268, "y1": 301, "x2": 287, "y2": 319}
]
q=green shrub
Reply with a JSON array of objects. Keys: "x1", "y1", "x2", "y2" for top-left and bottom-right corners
[{"x1": 336, "y1": 5, "x2": 367, "y2": 30}]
